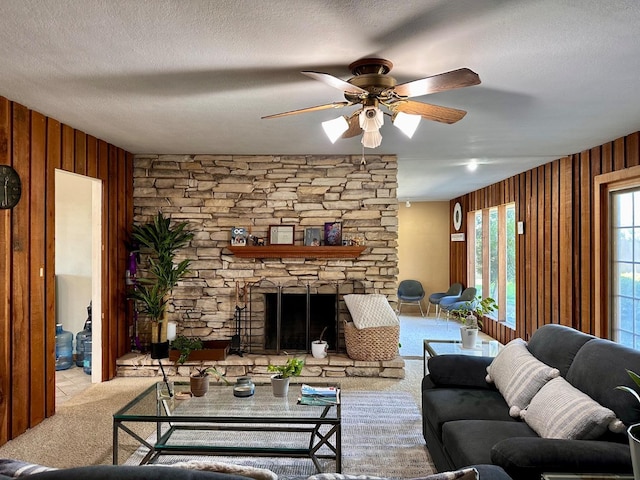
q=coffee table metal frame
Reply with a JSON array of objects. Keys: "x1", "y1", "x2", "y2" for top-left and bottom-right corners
[{"x1": 113, "y1": 381, "x2": 341, "y2": 472}]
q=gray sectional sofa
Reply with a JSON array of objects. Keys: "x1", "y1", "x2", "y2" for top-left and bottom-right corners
[{"x1": 422, "y1": 324, "x2": 640, "y2": 480}]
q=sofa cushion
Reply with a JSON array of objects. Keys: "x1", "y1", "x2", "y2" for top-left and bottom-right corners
[
  {"x1": 343, "y1": 294, "x2": 399, "y2": 329},
  {"x1": 441, "y1": 420, "x2": 537, "y2": 468},
  {"x1": 486, "y1": 339, "x2": 559, "y2": 417},
  {"x1": 423, "y1": 388, "x2": 514, "y2": 437},
  {"x1": 27, "y1": 466, "x2": 255, "y2": 480},
  {"x1": 566, "y1": 338, "x2": 640, "y2": 428},
  {"x1": 520, "y1": 377, "x2": 621, "y2": 439},
  {"x1": 526, "y1": 324, "x2": 594, "y2": 377}
]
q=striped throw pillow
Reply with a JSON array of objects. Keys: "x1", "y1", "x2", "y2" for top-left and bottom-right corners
[
  {"x1": 521, "y1": 376, "x2": 622, "y2": 439},
  {"x1": 486, "y1": 338, "x2": 559, "y2": 417}
]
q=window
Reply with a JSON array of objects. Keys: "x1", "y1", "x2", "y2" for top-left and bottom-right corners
[
  {"x1": 467, "y1": 202, "x2": 517, "y2": 328},
  {"x1": 610, "y1": 188, "x2": 640, "y2": 348}
]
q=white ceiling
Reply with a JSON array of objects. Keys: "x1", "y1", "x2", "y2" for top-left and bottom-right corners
[{"x1": 1, "y1": 0, "x2": 640, "y2": 201}]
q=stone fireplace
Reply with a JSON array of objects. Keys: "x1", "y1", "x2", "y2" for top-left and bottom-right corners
[{"x1": 132, "y1": 154, "x2": 398, "y2": 353}]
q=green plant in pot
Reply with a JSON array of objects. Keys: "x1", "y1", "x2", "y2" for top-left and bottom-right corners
[
  {"x1": 451, "y1": 295, "x2": 498, "y2": 349},
  {"x1": 617, "y1": 369, "x2": 640, "y2": 479},
  {"x1": 267, "y1": 355, "x2": 304, "y2": 397},
  {"x1": 172, "y1": 335, "x2": 203, "y2": 365},
  {"x1": 128, "y1": 211, "x2": 194, "y2": 359},
  {"x1": 189, "y1": 362, "x2": 230, "y2": 397}
]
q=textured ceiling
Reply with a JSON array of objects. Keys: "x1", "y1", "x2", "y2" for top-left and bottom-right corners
[{"x1": 1, "y1": 0, "x2": 640, "y2": 200}]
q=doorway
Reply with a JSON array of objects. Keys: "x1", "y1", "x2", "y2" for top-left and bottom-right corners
[{"x1": 54, "y1": 170, "x2": 102, "y2": 386}]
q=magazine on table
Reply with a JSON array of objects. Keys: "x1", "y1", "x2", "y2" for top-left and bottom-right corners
[{"x1": 298, "y1": 384, "x2": 340, "y2": 405}]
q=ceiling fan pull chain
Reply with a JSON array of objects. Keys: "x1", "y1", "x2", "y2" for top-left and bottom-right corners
[{"x1": 360, "y1": 144, "x2": 367, "y2": 170}]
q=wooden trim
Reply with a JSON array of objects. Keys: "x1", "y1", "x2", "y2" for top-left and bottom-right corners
[{"x1": 228, "y1": 245, "x2": 366, "y2": 259}]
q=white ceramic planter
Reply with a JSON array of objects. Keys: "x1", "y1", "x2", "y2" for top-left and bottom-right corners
[
  {"x1": 628, "y1": 423, "x2": 640, "y2": 480},
  {"x1": 311, "y1": 340, "x2": 328, "y2": 358},
  {"x1": 460, "y1": 326, "x2": 479, "y2": 349}
]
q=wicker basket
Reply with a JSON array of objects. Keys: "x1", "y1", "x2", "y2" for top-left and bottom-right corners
[{"x1": 343, "y1": 321, "x2": 400, "y2": 361}]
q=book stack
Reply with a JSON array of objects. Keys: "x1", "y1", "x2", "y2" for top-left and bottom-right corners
[{"x1": 298, "y1": 384, "x2": 340, "y2": 406}]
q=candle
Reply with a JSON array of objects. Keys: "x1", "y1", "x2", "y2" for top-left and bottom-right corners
[{"x1": 167, "y1": 321, "x2": 177, "y2": 341}]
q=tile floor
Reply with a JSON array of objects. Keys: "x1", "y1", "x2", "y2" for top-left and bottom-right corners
[{"x1": 55, "y1": 364, "x2": 92, "y2": 406}]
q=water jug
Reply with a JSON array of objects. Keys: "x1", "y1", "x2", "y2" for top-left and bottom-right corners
[
  {"x1": 83, "y1": 339, "x2": 92, "y2": 375},
  {"x1": 75, "y1": 303, "x2": 93, "y2": 367},
  {"x1": 55, "y1": 324, "x2": 73, "y2": 371}
]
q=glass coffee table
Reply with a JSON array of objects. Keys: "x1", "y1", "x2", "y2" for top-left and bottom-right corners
[
  {"x1": 423, "y1": 339, "x2": 500, "y2": 375},
  {"x1": 113, "y1": 381, "x2": 341, "y2": 472}
]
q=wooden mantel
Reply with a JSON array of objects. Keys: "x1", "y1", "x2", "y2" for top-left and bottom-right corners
[{"x1": 228, "y1": 245, "x2": 366, "y2": 259}]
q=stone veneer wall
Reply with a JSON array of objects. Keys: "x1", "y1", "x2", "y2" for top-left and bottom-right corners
[{"x1": 133, "y1": 154, "x2": 398, "y2": 351}]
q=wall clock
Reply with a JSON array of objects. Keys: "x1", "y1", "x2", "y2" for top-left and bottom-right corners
[
  {"x1": 0, "y1": 165, "x2": 21, "y2": 209},
  {"x1": 453, "y1": 202, "x2": 463, "y2": 231}
]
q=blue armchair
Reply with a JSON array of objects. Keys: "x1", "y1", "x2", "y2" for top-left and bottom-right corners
[
  {"x1": 427, "y1": 282, "x2": 463, "y2": 318},
  {"x1": 439, "y1": 287, "x2": 478, "y2": 319}
]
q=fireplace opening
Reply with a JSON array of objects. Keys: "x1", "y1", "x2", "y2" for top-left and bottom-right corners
[{"x1": 264, "y1": 293, "x2": 337, "y2": 352}]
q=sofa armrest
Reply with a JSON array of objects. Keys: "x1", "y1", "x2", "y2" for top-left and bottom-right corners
[
  {"x1": 491, "y1": 437, "x2": 632, "y2": 478},
  {"x1": 426, "y1": 355, "x2": 495, "y2": 389}
]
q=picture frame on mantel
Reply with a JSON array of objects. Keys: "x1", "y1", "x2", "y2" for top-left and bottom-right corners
[
  {"x1": 304, "y1": 227, "x2": 322, "y2": 246},
  {"x1": 324, "y1": 221, "x2": 342, "y2": 246},
  {"x1": 268, "y1": 225, "x2": 295, "y2": 245}
]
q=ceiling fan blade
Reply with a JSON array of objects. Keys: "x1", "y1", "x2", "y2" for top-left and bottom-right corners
[
  {"x1": 301, "y1": 71, "x2": 369, "y2": 95},
  {"x1": 391, "y1": 100, "x2": 467, "y2": 124},
  {"x1": 261, "y1": 102, "x2": 349, "y2": 119},
  {"x1": 341, "y1": 112, "x2": 363, "y2": 139},
  {"x1": 391, "y1": 68, "x2": 480, "y2": 98}
]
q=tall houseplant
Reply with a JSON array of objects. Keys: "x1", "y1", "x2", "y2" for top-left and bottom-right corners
[{"x1": 129, "y1": 212, "x2": 194, "y2": 359}]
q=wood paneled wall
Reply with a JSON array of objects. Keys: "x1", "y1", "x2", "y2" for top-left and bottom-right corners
[
  {"x1": 0, "y1": 96, "x2": 133, "y2": 446},
  {"x1": 451, "y1": 131, "x2": 640, "y2": 344}
]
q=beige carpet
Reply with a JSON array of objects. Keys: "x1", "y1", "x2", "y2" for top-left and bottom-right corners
[{"x1": 0, "y1": 359, "x2": 426, "y2": 470}]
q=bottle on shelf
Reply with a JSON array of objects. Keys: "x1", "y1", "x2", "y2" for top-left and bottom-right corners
[{"x1": 55, "y1": 323, "x2": 73, "y2": 371}]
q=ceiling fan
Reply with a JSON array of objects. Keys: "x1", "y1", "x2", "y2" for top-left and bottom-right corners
[{"x1": 262, "y1": 58, "x2": 481, "y2": 148}]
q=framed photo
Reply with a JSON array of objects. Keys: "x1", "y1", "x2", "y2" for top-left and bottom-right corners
[
  {"x1": 304, "y1": 227, "x2": 322, "y2": 246},
  {"x1": 231, "y1": 227, "x2": 248, "y2": 246},
  {"x1": 268, "y1": 225, "x2": 295, "y2": 245},
  {"x1": 324, "y1": 221, "x2": 342, "y2": 246}
]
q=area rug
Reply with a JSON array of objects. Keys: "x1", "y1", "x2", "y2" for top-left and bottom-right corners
[{"x1": 125, "y1": 390, "x2": 435, "y2": 479}]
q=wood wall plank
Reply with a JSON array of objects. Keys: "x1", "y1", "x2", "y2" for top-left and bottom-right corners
[
  {"x1": 11, "y1": 103, "x2": 30, "y2": 437},
  {"x1": 29, "y1": 111, "x2": 46, "y2": 426},
  {"x1": 0, "y1": 97, "x2": 12, "y2": 445}
]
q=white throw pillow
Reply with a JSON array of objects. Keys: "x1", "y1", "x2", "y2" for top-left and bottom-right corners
[
  {"x1": 486, "y1": 338, "x2": 559, "y2": 417},
  {"x1": 344, "y1": 294, "x2": 399, "y2": 329},
  {"x1": 520, "y1": 377, "x2": 623, "y2": 440}
]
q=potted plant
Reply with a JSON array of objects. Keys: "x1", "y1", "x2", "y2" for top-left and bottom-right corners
[
  {"x1": 128, "y1": 212, "x2": 194, "y2": 359},
  {"x1": 267, "y1": 355, "x2": 304, "y2": 397},
  {"x1": 617, "y1": 369, "x2": 640, "y2": 479},
  {"x1": 311, "y1": 326, "x2": 329, "y2": 359},
  {"x1": 452, "y1": 295, "x2": 498, "y2": 349},
  {"x1": 171, "y1": 335, "x2": 203, "y2": 365},
  {"x1": 189, "y1": 362, "x2": 230, "y2": 397}
]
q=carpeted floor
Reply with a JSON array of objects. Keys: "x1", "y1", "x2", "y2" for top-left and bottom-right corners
[{"x1": 124, "y1": 390, "x2": 434, "y2": 480}]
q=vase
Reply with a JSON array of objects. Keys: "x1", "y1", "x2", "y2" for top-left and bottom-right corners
[
  {"x1": 628, "y1": 424, "x2": 640, "y2": 480},
  {"x1": 460, "y1": 326, "x2": 478, "y2": 349},
  {"x1": 271, "y1": 375, "x2": 290, "y2": 397},
  {"x1": 190, "y1": 375, "x2": 210, "y2": 397},
  {"x1": 311, "y1": 340, "x2": 328, "y2": 359}
]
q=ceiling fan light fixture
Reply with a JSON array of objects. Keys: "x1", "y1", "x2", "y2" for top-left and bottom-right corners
[
  {"x1": 359, "y1": 106, "x2": 384, "y2": 132},
  {"x1": 362, "y1": 130, "x2": 382, "y2": 149},
  {"x1": 322, "y1": 116, "x2": 349, "y2": 143},
  {"x1": 393, "y1": 112, "x2": 421, "y2": 138}
]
